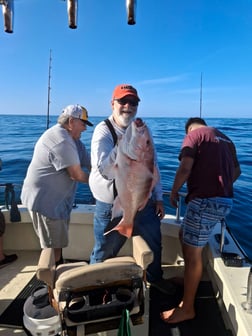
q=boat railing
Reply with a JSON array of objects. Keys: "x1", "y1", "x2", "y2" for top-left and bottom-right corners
[
  {"x1": 162, "y1": 190, "x2": 186, "y2": 223},
  {"x1": 221, "y1": 218, "x2": 251, "y2": 265},
  {"x1": 0, "y1": 184, "x2": 250, "y2": 264},
  {"x1": 0, "y1": 183, "x2": 22, "y2": 189},
  {"x1": 0, "y1": 183, "x2": 22, "y2": 210},
  {"x1": 0, "y1": 185, "x2": 186, "y2": 224},
  {"x1": 0, "y1": 184, "x2": 187, "y2": 220}
]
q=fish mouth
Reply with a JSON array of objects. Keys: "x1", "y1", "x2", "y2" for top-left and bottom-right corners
[
  {"x1": 133, "y1": 118, "x2": 146, "y2": 134},
  {"x1": 135, "y1": 117, "x2": 144, "y2": 127}
]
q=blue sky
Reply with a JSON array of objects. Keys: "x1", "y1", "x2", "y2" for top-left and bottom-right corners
[{"x1": 0, "y1": 0, "x2": 252, "y2": 118}]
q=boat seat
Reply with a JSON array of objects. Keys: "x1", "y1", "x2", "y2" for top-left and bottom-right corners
[{"x1": 36, "y1": 235, "x2": 153, "y2": 335}]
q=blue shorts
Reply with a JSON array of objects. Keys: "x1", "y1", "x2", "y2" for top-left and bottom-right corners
[{"x1": 181, "y1": 197, "x2": 233, "y2": 247}]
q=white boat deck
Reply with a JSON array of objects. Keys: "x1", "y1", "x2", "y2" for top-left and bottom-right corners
[
  {"x1": 0, "y1": 250, "x2": 40, "y2": 336},
  {"x1": 0, "y1": 251, "x2": 181, "y2": 336},
  {"x1": 0, "y1": 205, "x2": 182, "y2": 336},
  {"x1": 0, "y1": 205, "x2": 252, "y2": 335},
  {"x1": 206, "y1": 225, "x2": 252, "y2": 336},
  {"x1": 0, "y1": 249, "x2": 153, "y2": 336}
]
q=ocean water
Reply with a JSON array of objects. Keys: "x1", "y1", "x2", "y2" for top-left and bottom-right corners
[{"x1": 0, "y1": 115, "x2": 251, "y2": 259}]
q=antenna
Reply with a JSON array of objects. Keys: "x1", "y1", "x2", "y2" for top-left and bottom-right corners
[
  {"x1": 46, "y1": 49, "x2": 52, "y2": 130},
  {"x1": 200, "y1": 72, "x2": 203, "y2": 118}
]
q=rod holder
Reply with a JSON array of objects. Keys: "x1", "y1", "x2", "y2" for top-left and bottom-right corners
[
  {"x1": 242, "y1": 267, "x2": 252, "y2": 313},
  {"x1": 2, "y1": 0, "x2": 14, "y2": 33},
  {"x1": 67, "y1": 0, "x2": 77, "y2": 29},
  {"x1": 220, "y1": 219, "x2": 226, "y2": 254},
  {"x1": 126, "y1": 0, "x2": 136, "y2": 25}
]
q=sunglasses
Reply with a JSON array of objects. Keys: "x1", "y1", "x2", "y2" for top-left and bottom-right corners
[
  {"x1": 74, "y1": 118, "x2": 87, "y2": 126},
  {"x1": 115, "y1": 98, "x2": 139, "y2": 107}
]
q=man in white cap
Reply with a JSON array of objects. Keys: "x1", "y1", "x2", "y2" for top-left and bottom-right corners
[{"x1": 21, "y1": 104, "x2": 93, "y2": 264}]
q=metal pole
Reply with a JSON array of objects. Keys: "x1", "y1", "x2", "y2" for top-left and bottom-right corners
[
  {"x1": 220, "y1": 218, "x2": 226, "y2": 254},
  {"x1": 200, "y1": 72, "x2": 203, "y2": 118},
  {"x1": 46, "y1": 49, "x2": 52, "y2": 130}
]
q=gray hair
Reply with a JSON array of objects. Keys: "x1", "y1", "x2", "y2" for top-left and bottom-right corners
[{"x1": 57, "y1": 113, "x2": 70, "y2": 125}]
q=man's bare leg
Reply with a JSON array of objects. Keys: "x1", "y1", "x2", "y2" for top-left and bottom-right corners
[
  {"x1": 161, "y1": 244, "x2": 203, "y2": 323},
  {"x1": 54, "y1": 247, "x2": 62, "y2": 264}
]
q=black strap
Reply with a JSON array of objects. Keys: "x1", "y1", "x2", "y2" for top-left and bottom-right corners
[
  {"x1": 104, "y1": 119, "x2": 117, "y2": 146},
  {"x1": 104, "y1": 119, "x2": 118, "y2": 199}
]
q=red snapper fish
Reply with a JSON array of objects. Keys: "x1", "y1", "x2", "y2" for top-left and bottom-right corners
[{"x1": 104, "y1": 118, "x2": 159, "y2": 238}]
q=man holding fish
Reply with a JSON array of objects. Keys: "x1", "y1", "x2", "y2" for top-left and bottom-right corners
[{"x1": 89, "y1": 84, "x2": 174, "y2": 293}]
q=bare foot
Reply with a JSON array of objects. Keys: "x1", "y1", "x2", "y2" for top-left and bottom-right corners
[
  {"x1": 160, "y1": 308, "x2": 176, "y2": 320},
  {"x1": 160, "y1": 306, "x2": 195, "y2": 323}
]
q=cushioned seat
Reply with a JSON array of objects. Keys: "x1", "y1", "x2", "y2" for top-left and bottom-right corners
[{"x1": 36, "y1": 235, "x2": 153, "y2": 335}]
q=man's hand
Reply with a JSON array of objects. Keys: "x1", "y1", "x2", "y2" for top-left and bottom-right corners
[
  {"x1": 156, "y1": 200, "x2": 165, "y2": 219},
  {"x1": 170, "y1": 190, "x2": 179, "y2": 208}
]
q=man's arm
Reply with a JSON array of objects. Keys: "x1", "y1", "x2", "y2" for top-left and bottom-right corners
[
  {"x1": 67, "y1": 164, "x2": 89, "y2": 183},
  {"x1": 170, "y1": 156, "x2": 194, "y2": 207}
]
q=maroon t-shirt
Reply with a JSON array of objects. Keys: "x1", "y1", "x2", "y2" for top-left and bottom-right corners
[{"x1": 179, "y1": 126, "x2": 239, "y2": 203}]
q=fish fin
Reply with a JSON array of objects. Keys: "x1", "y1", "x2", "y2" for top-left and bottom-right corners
[
  {"x1": 103, "y1": 228, "x2": 115, "y2": 236},
  {"x1": 116, "y1": 223, "x2": 133, "y2": 238},
  {"x1": 104, "y1": 219, "x2": 133, "y2": 238}
]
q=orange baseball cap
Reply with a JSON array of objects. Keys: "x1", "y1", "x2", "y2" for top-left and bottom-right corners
[{"x1": 112, "y1": 84, "x2": 140, "y2": 101}]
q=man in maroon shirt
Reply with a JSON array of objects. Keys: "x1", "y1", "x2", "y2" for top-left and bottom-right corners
[{"x1": 161, "y1": 117, "x2": 241, "y2": 324}]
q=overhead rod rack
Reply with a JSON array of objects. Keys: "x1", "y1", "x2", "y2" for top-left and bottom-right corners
[{"x1": 0, "y1": 0, "x2": 137, "y2": 34}]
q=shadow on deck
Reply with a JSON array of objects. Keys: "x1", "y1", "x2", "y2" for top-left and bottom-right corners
[{"x1": 149, "y1": 280, "x2": 233, "y2": 336}]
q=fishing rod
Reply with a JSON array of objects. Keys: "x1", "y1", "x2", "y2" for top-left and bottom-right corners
[
  {"x1": 46, "y1": 49, "x2": 52, "y2": 130},
  {"x1": 199, "y1": 72, "x2": 203, "y2": 118}
]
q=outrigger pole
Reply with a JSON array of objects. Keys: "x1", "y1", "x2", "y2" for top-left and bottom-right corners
[
  {"x1": 199, "y1": 72, "x2": 203, "y2": 118},
  {"x1": 46, "y1": 49, "x2": 52, "y2": 130}
]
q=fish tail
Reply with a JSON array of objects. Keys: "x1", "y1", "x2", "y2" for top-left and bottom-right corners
[
  {"x1": 104, "y1": 220, "x2": 133, "y2": 238},
  {"x1": 117, "y1": 224, "x2": 133, "y2": 238}
]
